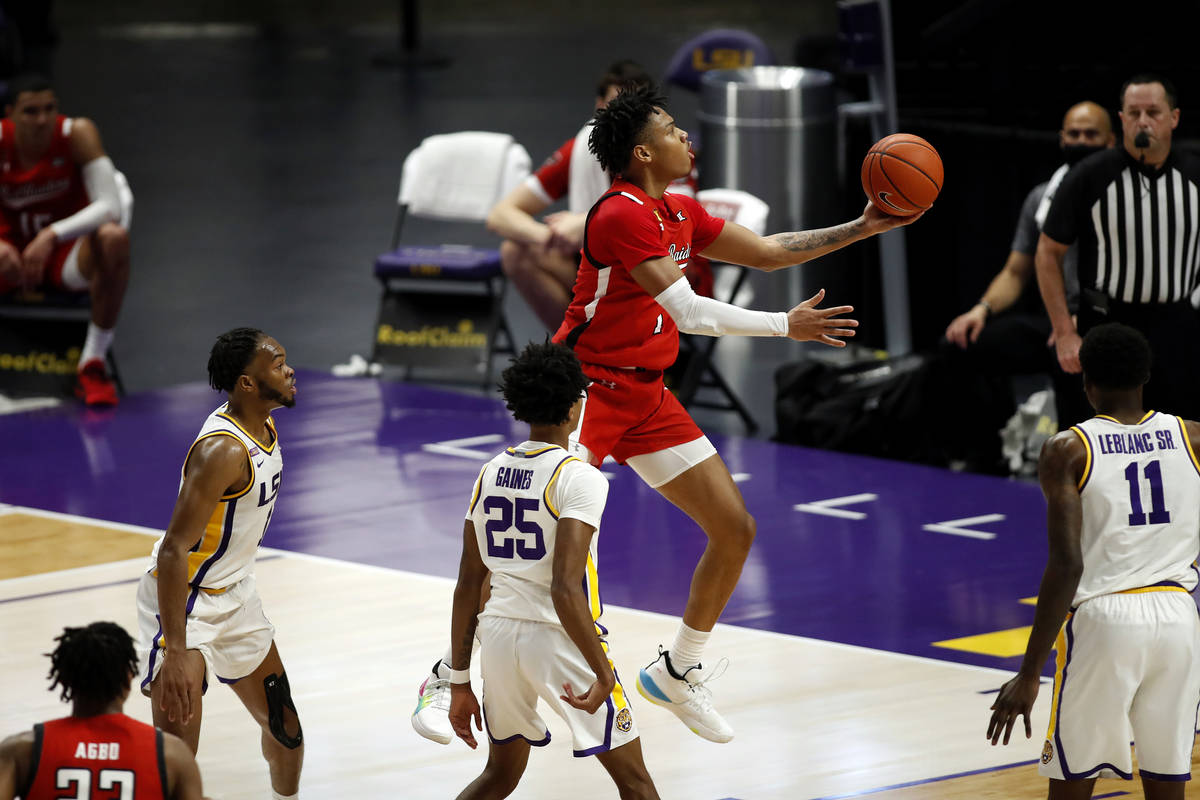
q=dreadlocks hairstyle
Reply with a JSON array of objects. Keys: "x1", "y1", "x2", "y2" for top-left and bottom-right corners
[
  {"x1": 1079, "y1": 322, "x2": 1152, "y2": 390},
  {"x1": 208, "y1": 327, "x2": 265, "y2": 393},
  {"x1": 499, "y1": 341, "x2": 588, "y2": 426},
  {"x1": 588, "y1": 83, "x2": 668, "y2": 177},
  {"x1": 46, "y1": 622, "x2": 138, "y2": 705}
]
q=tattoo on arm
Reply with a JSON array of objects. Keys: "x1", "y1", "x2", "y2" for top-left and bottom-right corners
[
  {"x1": 768, "y1": 219, "x2": 865, "y2": 253},
  {"x1": 454, "y1": 618, "x2": 478, "y2": 668}
]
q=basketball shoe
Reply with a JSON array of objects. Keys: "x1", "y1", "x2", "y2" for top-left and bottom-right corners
[
  {"x1": 636, "y1": 647, "x2": 733, "y2": 743},
  {"x1": 411, "y1": 660, "x2": 453, "y2": 745},
  {"x1": 75, "y1": 358, "x2": 119, "y2": 407}
]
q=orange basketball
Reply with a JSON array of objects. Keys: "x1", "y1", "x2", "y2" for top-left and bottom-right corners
[{"x1": 860, "y1": 133, "x2": 943, "y2": 216}]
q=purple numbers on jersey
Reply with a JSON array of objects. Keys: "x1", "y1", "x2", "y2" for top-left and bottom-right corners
[
  {"x1": 1123, "y1": 459, "x2": 1171, "y2": 526},
  {"x1": 482, "y1": 496, "x2": 547, "y2": 560}
]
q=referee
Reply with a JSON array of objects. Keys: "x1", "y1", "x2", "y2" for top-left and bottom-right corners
[{"x1": 1036, "y1": 74, "x2": 1200, "y2": 427}]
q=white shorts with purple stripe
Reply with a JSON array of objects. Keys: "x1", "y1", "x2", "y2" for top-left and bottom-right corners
[
  {"x1": 1040, "y1": 588, "x2": 1200, "y2": 782},
  {"x1": 477, "y1": 615, "x2": 638, "y2": 757},
  {"x1": 136, "y1": 571, "x2": 275, "y2": 695}
]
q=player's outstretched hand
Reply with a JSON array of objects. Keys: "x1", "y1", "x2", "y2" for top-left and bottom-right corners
[
  {"x1": 786, "y1": 289, "x2": 858, "y2": 347},
  {"x1": 560, "y1": 672, "x2": 615, "y2": 715},
  {"x1": 449, "y1": 683, "x2": 482, "y2": 749},
  {"x1": 862, "y1": 201, "x2": 925, "y2": 233},
  {"x1": 987, "y1": 672, "x2": 1041, "y2": 746}
]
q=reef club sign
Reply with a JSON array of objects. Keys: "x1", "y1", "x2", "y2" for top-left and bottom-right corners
[{"x1": 373, "y1": 292, "x2": 496, "y2": 369}]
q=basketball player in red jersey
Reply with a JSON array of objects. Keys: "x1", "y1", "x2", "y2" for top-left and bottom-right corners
[
  {"x1": 0, "y1": 622, "x2": 203, "y2": 800},
  {"x1": 0, "y1": 73, "x2": 131, "y2": 406},
  {"x1": 554, "y1": 84, "x2": 924, "y2": 742}
]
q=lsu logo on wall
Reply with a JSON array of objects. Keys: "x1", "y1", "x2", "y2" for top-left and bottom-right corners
[
  {"x1": 615, "y1": 707, "x2": 633, "y2": 733},
  {"x1": 692, "y1": 47, "x2": 756, "y2": 71}
]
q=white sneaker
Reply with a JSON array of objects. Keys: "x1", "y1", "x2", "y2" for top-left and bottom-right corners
[
  {"x1": 636, "y1": 648, "x2": 733, "y2": 743},
  {"x1": 411, "y1": 660, "x2": 453, "y2": 745}
]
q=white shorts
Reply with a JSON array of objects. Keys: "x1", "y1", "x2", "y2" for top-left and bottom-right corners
[
  {"x1": 476, "y1": 615, "x2": 639, "y2": 757},
  {"x1": 570, "y1": 435, "x2": 717, "y2": 489},
  {"x1": 136, "y1": 571, "x2": 275, "y2": 695},
  {"x1": 1040, "y1": 589, "x2": 1200, "y2": 781}
]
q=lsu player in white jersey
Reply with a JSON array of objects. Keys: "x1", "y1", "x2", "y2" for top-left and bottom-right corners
[
  {"x1": 446, "y1": 342, "x2": 660, "y2": 800},
  {"x1": 135, "y1": 327, "x2": 303, "y2": 800},
  {"x1": 989, "y1": 323, "x2": 1200, "y2": 800}
]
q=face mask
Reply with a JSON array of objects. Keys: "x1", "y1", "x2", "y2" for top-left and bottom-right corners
[{"x1": 1062, "y1": 143, "x2": 1105, "y2": 165}]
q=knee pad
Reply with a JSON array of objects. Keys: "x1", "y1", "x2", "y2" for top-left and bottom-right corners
[{"x1": 263, "y1": 672, "x2": 303, "y2": 749}]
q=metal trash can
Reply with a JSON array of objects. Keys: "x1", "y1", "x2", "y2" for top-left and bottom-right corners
[
  {"x1": 697, "y1": 66, "x2": 837, "y2": 234},
  {"x1": 697, "y1": 66, "x2": 845, "y2": 336}
]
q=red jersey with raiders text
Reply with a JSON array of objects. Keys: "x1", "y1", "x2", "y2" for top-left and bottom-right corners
[
  {"x1": 554, "y1": 178, "x2": 725, "y2": 370},
  {"x1": 0, "y1": 115, "x2": 89, "y2": 248},
  {"x1": 23, "y1": 713, "x2": 167, "y2": 800}
]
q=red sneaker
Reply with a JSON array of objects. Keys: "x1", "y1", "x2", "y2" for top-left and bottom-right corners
[{"x1": 75, "y1": 358, "x2": 119, "y2": 407}]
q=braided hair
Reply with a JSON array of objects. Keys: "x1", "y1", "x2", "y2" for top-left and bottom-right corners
[
  {"x1": 588, "y1": 83, "x2": 668, "y2": 177},
  {"x1": 207, "y1": 327, "x2": 265, "y2": 393},
  {"x1": 46, "y1": 622, "x2": 138, "y2": 705},
  {"x1": 499, "y1": 341, "x2": 588, "y2": 426}
]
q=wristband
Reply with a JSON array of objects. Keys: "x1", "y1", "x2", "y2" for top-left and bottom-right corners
[
  {"x1": 448, "y1": 668, "x2": 471, "y2": 685},
  {"x1": 977, "y1": 299, "x2": 993, "y2": 316}
]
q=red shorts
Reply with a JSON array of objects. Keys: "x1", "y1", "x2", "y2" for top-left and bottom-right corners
[
  {"x1": 0, "y1": 234, "x2": 81, "y2": 294},
  {"x1": 575, "y1": 362, "x2": 704, "y2": 465}
]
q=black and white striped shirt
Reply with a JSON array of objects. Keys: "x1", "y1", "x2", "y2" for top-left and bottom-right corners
[{"x1": 1043, "y1": 148, "x2": 1200, "y2": 306}]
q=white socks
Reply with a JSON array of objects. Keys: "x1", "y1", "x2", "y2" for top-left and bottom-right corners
[
  {"x1": 271, "y1": 792, "x2": 298, "y2": 800},
  {"x1": 79, "y1": 323, "x2": 114, "y2": 367},
  {"x1": 670, "y1": 623, "x2": 711, "y2": 672}
]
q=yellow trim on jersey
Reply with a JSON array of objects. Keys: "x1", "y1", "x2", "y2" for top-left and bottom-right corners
[
  {"x1": 186, "y1": 503, "x2": 230, "y2": 582},
  {"x1": 184, "y1": 431, "x2": 254, "y2": 500},
  {"x1": 468, "y1": 467, "x2": 486, "y2": 514},
  {"x1": 1045, "y1": 612, "x2": 1072, "y2": 739},
  {"x1": 585, "y1": 551, "x2": 602, "y2": 625},
  {"x1": 1178, "y1": 416, "x2": 1200, "y2": 473},
  {"x1": 1093, "y1": 411, "x2": 1156, "y2": 424},
  {"x1": 1115, "y1": 585, "x2": 1188, "y2": 596},
  {"x1": 216, "y1": 411, "x2": 277, "y2": 454},
  {"x1": 543, "y1": 456, "x2": 581, "y2": 518},
  {"x1": 1069, "y1": 426, "x2": 1092, "y2": 491},
  {"x1": 505, "y1": 445, "x2": 560, "y2": 458}
]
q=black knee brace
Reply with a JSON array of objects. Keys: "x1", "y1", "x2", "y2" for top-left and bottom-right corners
[{"x1": 263, "y1": 672, "x2": 303, "y2": 749}]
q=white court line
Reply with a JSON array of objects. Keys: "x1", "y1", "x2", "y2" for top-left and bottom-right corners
[
  {"x1": 923, "y1": 514, "x2": 1005, "y2": 540},
  {"x1": 1, "y1": 504, "x2": 1020, "y2": 682},
  {"x1": 794, "y1": 493, "x2": 878, "y2": 520}
]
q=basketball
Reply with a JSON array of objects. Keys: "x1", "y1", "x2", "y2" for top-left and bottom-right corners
[{"x1": 860, "y1": 133, "x2": 943, "y2": 216}]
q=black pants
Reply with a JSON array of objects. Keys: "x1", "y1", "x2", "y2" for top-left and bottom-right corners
[
  {"x1": 939, "y1": 311, "x2": 1058, "y2": 470},
  {"x1": 1061, "y1": 297, "x2": 1200, "y2": 427}
]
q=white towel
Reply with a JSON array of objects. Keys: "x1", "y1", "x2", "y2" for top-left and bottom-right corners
[{"x1": 400, "y1": 132, "x2": 530, "y2": 221}]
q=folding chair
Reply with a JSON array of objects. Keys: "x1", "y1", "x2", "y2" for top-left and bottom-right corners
[
  {"x1": 674, "y1": 188, "x2": 770, "y2": 433},
  {"x1": 370, "y1": 131, "x2": 530, "y2": 388}
]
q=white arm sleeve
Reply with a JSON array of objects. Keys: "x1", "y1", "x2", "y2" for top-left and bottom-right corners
[
  {"x1": 654, "y1": 276, "x2": 788, "y2": 338},
  {"x1": 49, "y1": 156, "x2": 122, "y2": 242}
]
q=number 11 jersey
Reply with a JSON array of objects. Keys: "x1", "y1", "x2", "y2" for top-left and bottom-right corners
[
  {"x1": 466, "y1": 441, "x2": 609, "y2": 627},
  {"x1": 1071, "y1": 412, "x2": 1200, "y2": 605}
]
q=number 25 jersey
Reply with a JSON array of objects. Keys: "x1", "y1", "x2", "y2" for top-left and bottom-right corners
[
  {"x1": 1071, "y1": 412, "x2": 1200, "y2": 605},
  {"x1": 466, "y1": 441, "x2": 609, "y2": 627}
]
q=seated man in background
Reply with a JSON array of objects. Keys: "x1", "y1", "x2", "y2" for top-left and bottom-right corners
[
  {"x1": 0, "y1": 73, "x2": 130, "y2": 406},
  {"x1": 941, "y1": 100, "x2": 1114, "y2": 471},
  {"x1": 486, "y1": 60, "x2": 652, "y2": 330}
]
